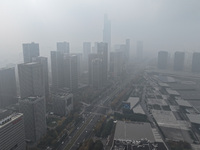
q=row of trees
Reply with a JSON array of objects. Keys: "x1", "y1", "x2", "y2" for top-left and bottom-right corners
[{"x1": 78, "y1": 139, "x2": 103, "y2": 150}]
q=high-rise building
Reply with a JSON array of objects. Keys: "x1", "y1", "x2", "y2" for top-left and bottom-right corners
[
  {"x1": 103, "y1": 14, "x2": 111, "y2": 50},
  {"x1": 83, "y1": 42, "x2": 91, "y2": 71},
  {"x1": 97, "y1": 42, "x2": 108, "y2": 84},
  {"x1": 157, "y1": 51, "x2": 168, "y2": 69},
  {"x1": 23, "y1": 42, "x2": 39, "y2": 63},
  {"x1": 125, "y1": 39, "x2": 130, "y2": 62},
  {"x1": 52, "y1": 91, "x2": 73, "y2": 116},
  {"x1": 71, "y1": 53, "x2": 83, "y2": 80},
  {"x1": 57, "y1": 42, "x2": 70, "y2": 54},
  {"x1": 51, "y1": 51, "x2": 65, "y2": 90},
  {"x1": 19, "y1": 97, "x2": 46, "y2": 144},
  {"x1": 136, "y1": 41, "x2": 143, "y2": 61},
  {"x1": 110, "y1": 51, "x2": 124, "y2": 77},
  {"x1": 51, "y1": 52, "x2": 78, "y2": 92},
  {"x1": 174, "y1": 51, "x2": 185, "y2": 71},
  {"x1": 103, "y1": 14, "x2": 111, "y2": 70},
  {"x1": 32, "y1": 57, "x2": 49, "y2": 102},
  {"x1": 192, "y1": 52, "x2": 200, "y2": 72},
  {"x1": 91, "y1": 58, "x2": 103, "y2": 89},
  {"x1": 88, "y1": 53, "x2": 100, "y2": 85},
  {"x1": 70, "y1": 55, "x2": 78, "y2": 91},
  {"x1": 0, "y1": 67, "x2": 17, "y2": 108},
  {"x1": 18, "y1": 62, "x2": 44, "y2": 99},
  {"x1": 0, "y1": 111, "x2": 26, "y2": 150}
]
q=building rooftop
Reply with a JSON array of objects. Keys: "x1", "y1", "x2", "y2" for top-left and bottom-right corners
[
  {"x1": 133, "y1": 104, "x2": 145, "y2": 114},
  {"x1": 178, "y1": 91, "x2": 200, "y2": 100},
  {"x1": 0, "y1": 113, "x2": 23, "y2": 128},
  {"x1": 186, "y1": 114, "x2": 200, "y2": 124},
  {"x1": 166, "y1": 88, "x2": 180, "y2": 96},
  {"x1": 126, "y1": 97, "x2": 140, "y2": 109},
  {"x1": 152, "y1": 110, "x2": 179, "y2": 128},
  {"x1": 158, "y1": 82, "x2": 169, "y2": 87},
  {"x1": 147, "y1": 98, "x2": 168, "y2": 106},
  {"x1": 176, "y1": 100, "x2": 192, "y2": 107},
  {"x1": 157, "y1": 76, "x2": 176, "y2": 83},
  {"x1": 114, "y1": 121, "x2": 155, "y2": 142},
  {"x1": 168, "y1": 83, "x2": 197, "y2": 91}
]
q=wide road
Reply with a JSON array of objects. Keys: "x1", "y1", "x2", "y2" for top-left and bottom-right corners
[{"x1": 59, "y1": 68, "x2": 139, "y2": 150}]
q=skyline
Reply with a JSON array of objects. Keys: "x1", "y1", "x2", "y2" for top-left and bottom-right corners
[{"x1": 0, "y1": 0, "x2": 200, "y2": 63}]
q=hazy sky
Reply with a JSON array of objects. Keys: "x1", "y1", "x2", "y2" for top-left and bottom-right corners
[{"x1": 0, "y1": 0, "x2": 200, "y2": 62}]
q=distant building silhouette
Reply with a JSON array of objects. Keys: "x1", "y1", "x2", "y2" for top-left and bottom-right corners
[
  {"x1": 125, "y1": 39, "x2": 130, "y2": 62},
  {"x1": 51, "y1": 51, "x2": 65, "y2": 89},
  {"x1": 136, "y1": 41, "x2": 143, "y2": 61},
  {"x1": 103, "y1": 14, "x2": 111, "y2": 50},
  {"x1": 57, "y1": 42, "x2": 70, "y2": 54},
  {"x1": 83, "y1": 42, "x2": 91, "y2": 71},
  {"x1": 18, "y1": 62, "x2": 44, "y2": 99},
  {"x1": 158, "y1": 51, "x2": 168, "y2": 69},
  {"x1": 19, "y1": 97, "x2": 46, "y2": 144},
  {"x1": 88, "y1": 53, "x2": 100, "y2": 85},
  {"x1": 91, "y1": 58, "x2": 103, "y2": 89},
  {"x1": 0, "y1": 67, "x2": 17, "y2": 108},
  {"x1": 192, "y1": 52, "x2": 200, "y2": 72},
  {"x1": 174, "y1": 51, "x2": 185, "y2": 71},
  {"x1": 0, "y1": 111, "x2": 26, "y2": 150},
  {"x1": 110, "y1": 51, "x2": 124, "y2": 78},
  {"x1": 51, "y1": 52, "x2": 78, "y2": 92},
  {"x1": 32, "y1": 57, "x2": 49, "y2": 104},
  {"x1": 97, "y1": 42, "x2": 108, "y2": 84},
  {"x1": 103, "y1": 14, "x2": 111, "y2": 69},
  {"x1": 23, "y1": 42, "x2": 39, "y2": 63}
]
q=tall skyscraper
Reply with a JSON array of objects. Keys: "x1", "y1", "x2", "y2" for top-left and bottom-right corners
[
  {"x1": 125, "y1": 39, "x2": 130, "y2": 62},
  {"x1": 110, "y1": 51, "x2": 124, "y2": 77},
  {"x1": 88, "y1": 53, "x2": 100, "y2": 85},
  {"x1": 192, "y1": 52, "x2": 200, "y2": 72},
  {"x1": 32, "y1": 57, "x2": 49, "y2": 102},
  {"x1": 19, "y1": 97, "x2": 46, "y2": 144},
  {"x1": 103, "y1": 14, "x2": 111, "y2": 49},
  {"x1": 157, "y1": 51, "x2": 168, "y2": 69},
  {"x1": 57, "y1": 42, "x2": 70, "y2": 54},
  {"x1": 97, "y1": 42, "x2": 108, "y2": 84},
  {"x1": 0, "y1": 111, "x2": 26, "y2": 150},
  {"x1": 0, "y1": 67, "x2": 17, "y2": 108},
  {"x1": 51, "y1": 51, "x2": 65, "y2": 90},
  {"x1": 83, "y1": 42, "x2": 91, "y2": 71},
  {"x1": 23, "y1": 42, "x2": 39, "y2": 63},
  {"x1": 18, "y1": 62, "x2": 44, "y2": 99},
  {"x1": 136, "y1": 41, "x2": 143, "y2": 61},
  {"x1": 103, "y1": 14, "x2": 111, "y2": 69},
  {"x1": 51, "y1": 52, "x2": 78, "y2": 92},
  {"x1": 91, "y1": 58, "x2": 103, "y2": 89},
  {"x1": 174, "y1": 51, "x2": 185, "y2": 71}
]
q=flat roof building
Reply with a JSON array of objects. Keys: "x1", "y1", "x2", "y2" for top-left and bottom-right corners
[
  {"x1": 52, "y1": 91, "x2": 73, "y2": 116},
  {"x1": 0, "y1": 113, "x2": 26, "y2": 150},
  {"x1": 23, "y1": 42, "x2": 39, "y2": 63},
  {"x1": 114, "y1": 121, "x2": 155, "y2": 142},
  {"x1": 19, "y1": 97, "x2": 46, "y2": 144}
]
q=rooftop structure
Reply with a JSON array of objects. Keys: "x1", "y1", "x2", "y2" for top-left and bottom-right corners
[
  {"x1": 0, "y1": 113, "x2": 26, "y2": 150},
  {"x1": 114, "y1": 121, "x2": 155, "y2": 142},
  {"x1": 176, "y1": 100, "x2": 192, "y2": 107},
  {"x1": 126, "y1": 97, "x2": 140, "y2": 109},
  {"x1": 186, "y1": 114, "x2": 200, "y2": 125},
  {"x1": 166, "y1": 88, "x2": 180, "y2": 96}
]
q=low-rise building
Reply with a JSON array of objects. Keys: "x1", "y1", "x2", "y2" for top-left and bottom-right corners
[
  {"x1": 52, "y1": 92, "x2": 73, "y2": 116},
  {"x1": 0, "y1": 112, "x2": 26, "y2": 150}
]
